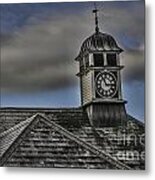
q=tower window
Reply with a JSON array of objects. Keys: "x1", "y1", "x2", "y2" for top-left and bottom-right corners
[
  {"x1": 80, "y1": 59, "x2": 84, "y2": 71},
  {"x1": 93, "y1": 53, "x2": 104, "y2": 67},
  {"x1": 107, "y1": 53, "x2": 117, "y2": 66},
  {"x1": 85, "y1": 54, "x2": 89, "y2": 67}
]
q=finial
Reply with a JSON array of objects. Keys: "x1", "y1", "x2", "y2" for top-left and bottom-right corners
[{"x1": 92, "y1": 2, "x2": 99, "y2": 34}]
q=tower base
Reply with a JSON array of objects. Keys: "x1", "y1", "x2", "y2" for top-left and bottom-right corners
[{"x1": 85, "y1": 101, "x2": 127, "y2": 128}]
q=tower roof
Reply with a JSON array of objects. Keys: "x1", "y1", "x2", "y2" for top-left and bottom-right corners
[{"x1": 75, "y1": 32, "x2": 123, "y2": 61}]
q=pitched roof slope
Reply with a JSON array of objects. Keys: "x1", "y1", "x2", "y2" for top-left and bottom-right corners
[
  {"x1": 0, "y1": 108, "x2": 88, "y2": 133},
  {"x1": 0, "y1": 114, "x2": 37, "y2": 157},
  {"x1": 0, "y1": 107, "x2": 144, "y2": 133},
  {"x1": 0, "y1": 113, "x2": 130, "y2": 169},
  {"x1": 0, "y1": 107, "x2": 144, "y2": 169}
]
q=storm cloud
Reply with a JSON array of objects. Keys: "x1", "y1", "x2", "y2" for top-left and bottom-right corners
[{"x1": 0, "y1": 1, "x2": 145, "y2": 93}]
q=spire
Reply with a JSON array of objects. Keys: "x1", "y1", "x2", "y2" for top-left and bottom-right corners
[{"x1": 92, "y1": 2, "x2": 99, "y2": 34}]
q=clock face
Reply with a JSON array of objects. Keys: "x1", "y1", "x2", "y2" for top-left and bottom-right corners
[{"x1": 95, "y1": 71, "x2": 117, "y2": 98}]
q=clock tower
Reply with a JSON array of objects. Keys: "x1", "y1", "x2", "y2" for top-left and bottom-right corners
[{"x1": 75, "y1": 6, "x2": 127, "y2": 127}]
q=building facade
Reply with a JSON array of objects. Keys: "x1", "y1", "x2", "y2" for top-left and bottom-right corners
[{"x1": 0, "y1": 6, "x2": 145, "y2": 170}]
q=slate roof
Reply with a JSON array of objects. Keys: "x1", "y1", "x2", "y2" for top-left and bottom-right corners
[{"x1": 0, "y1": 107, "x2": 145, "y2": 169}]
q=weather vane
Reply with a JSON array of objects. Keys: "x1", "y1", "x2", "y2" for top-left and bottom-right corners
[{"x1": 92, "y1": 2, "x2": 99, "y2": 34}]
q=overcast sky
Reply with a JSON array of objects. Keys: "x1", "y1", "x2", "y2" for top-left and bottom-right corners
[{"x1": 0, "y1": 1, "x2": 145, "y2": 121}]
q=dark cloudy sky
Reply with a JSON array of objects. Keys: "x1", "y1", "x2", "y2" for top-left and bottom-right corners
[{"x1": 0, "y1": 1, "x2": 145, "y2": 121}]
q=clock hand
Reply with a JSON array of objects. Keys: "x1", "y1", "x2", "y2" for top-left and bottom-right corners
[
  {"x1": 104, "y1": 78, "x2": 111, "y2": 86},
  {"x1": 102, "y1": 79, "x2": 106, "y2": 88}
]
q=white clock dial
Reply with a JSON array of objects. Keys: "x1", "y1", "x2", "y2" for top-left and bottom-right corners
[{"x1": 95, "y1": 71, "x2": 117, "y2": 98}]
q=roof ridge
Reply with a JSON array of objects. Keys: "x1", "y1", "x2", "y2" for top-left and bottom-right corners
[
  {"x1": 0, "y1": 114, "x2": 38, "y2": 138},
  {"x1": 0, "y1": 107, "x2": 82, "y2": 111},
  {"x1": 0, "y1": 113, "x2": 39, "y2": 165},
  {"x1": 38, "y1": 114, "x2": 131, "y2": 170}
]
